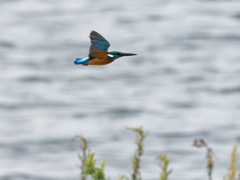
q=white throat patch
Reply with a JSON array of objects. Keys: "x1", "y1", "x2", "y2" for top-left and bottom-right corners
[{"x1": 107, "y1": 54, "x2": 114, "y2": 58}]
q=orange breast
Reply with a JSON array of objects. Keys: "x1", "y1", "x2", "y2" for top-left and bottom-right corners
[{"x1": 84, "y1": 52, "x2": 115, "y2": 65}]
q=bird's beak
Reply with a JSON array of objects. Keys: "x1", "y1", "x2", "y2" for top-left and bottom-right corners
[{"x1": 121, "y1": 53, "x2": 137, "y2": 56}]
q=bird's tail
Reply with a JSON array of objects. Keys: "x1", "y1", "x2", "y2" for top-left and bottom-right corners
[
  {"x1": 74, "y1": 58, "x2": 82, "y2": 64},
  {"x1": 74, "y1": 57, "x2": 89, "y2": 65}
]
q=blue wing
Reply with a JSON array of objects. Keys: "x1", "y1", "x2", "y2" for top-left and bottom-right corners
[{"x1": 89, "y1": 30, "x2": 110, "y2": 57}]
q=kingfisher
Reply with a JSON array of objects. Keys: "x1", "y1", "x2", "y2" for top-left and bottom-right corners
[{"x1": 74, "y1": 30, "x2": 137, "y2": 66}]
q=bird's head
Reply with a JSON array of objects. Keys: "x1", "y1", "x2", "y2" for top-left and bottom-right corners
[{"x1": 107, "y1": 51, "x2": 137, "y2": 60}]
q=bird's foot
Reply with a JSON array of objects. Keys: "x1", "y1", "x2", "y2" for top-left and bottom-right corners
[{"x1": 83, "y1": 64, "x2": 88, "y2": 66}]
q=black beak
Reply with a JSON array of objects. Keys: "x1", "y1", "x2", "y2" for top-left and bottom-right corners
[{"x1": 121, "y1": 53, "x2": 137, "y2": 56}]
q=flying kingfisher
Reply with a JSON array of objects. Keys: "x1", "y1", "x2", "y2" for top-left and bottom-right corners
[{"x1": 74, "y1": 30, "x2": 137, "y2": 66}]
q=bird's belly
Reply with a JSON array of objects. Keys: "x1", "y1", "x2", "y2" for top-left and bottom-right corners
[{"x1": 85, "y1": 58, "x2": 114, "y2": 65}]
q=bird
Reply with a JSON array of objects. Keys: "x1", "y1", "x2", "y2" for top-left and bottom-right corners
[{"x1": 74, "y1": 30, "x2": 137, "y2": 66}]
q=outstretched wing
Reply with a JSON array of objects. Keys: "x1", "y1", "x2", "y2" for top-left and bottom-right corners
[{"x1": 89, "y1": 30, "x2": 110, "y2": 57}]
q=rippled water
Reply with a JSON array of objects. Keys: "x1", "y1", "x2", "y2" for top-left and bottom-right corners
[{"x1": 1, "y1": 0, "x2": 240, "y2": 180}]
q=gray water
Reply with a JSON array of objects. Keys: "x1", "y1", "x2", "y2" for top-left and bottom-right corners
[{"x1": 1, "y1": 0, "x2": 240, "y2": 179}]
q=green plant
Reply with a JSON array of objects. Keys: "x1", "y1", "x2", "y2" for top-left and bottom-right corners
[
  {"x1": 74, "y1": 127, "x2": 172, "y2": 180},
  {"x1": 126, "y1": 127, "x2": 148, "y2": 180},
  {"x1": 157, "y1": 154, "x2": 172, "y2": 180},
  {"x1": 73, "y1": 136, "x2": 89, "y2": 180},
  {"x1": 117, "y1": 175, "x2": 125, "y2": 180},
  {"x1": 224, "y1": 142, "x2": 240, "y2": 180},
  {"x1": 73, "y1": 136, "x2": 106, "y2": 180},
  {"x1": 73, "y1": 127, "x2": 240, "y2": 180},
  {"x1": 84, "y1": 152, "x2": 106, "y2": 180},
  {"x1": 193, "y1": 138, "x2": 214, "y2": 180}
]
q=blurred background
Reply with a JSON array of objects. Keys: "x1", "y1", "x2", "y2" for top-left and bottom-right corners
[{"x1": 1, "y1": 0, "x2": 240, "y2": 179}]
